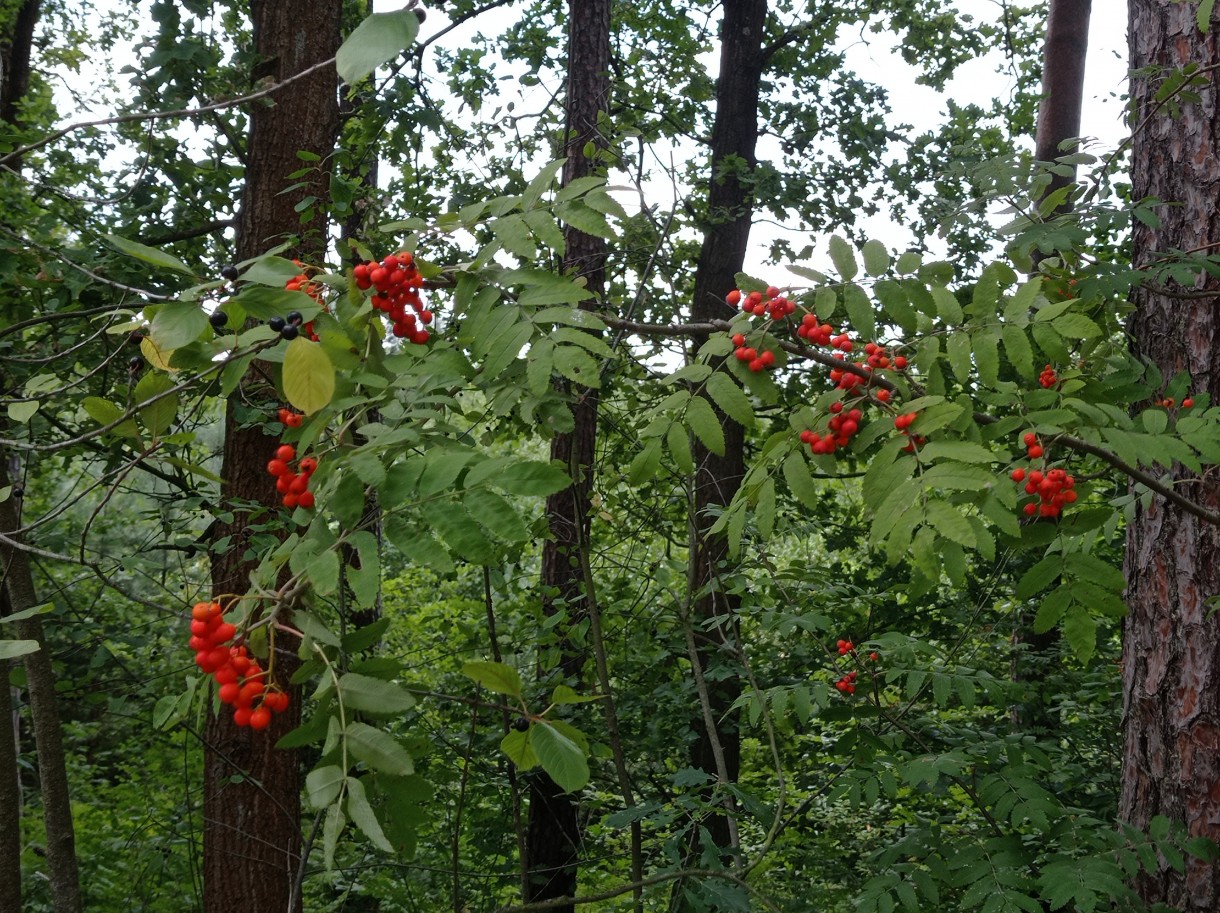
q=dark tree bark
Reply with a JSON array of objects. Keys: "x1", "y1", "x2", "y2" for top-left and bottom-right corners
[
  {"x1": 1, "y1": 6, "x2": 78, "y2": 912},
  {"x1": 1120, "y1": 3, "x2": 1220, "y2": 911},
  {"x1": 526, "y1": 0, "x2": 611, "y2": 908},
  {"x1": 1033, "y1": 0, "x2": 1092, "y2": 212},
  {"x1": 682, "y1": 0, "x2": 767, "y2": 867},
  {"x1": 0, "y1": 466, "x2": 81, "y2": 913},
  {"x1": 202, "y1": 3, "x2": 342, "y2": 912}
]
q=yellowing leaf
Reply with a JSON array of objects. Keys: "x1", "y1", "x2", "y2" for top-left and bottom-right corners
[{"x1": 283, "y1": 337, "x2": 335, "y2": 415}]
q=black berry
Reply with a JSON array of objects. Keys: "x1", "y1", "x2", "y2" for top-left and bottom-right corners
[
  {"x1": 209, "y1": 310, "x2": 228, "y2": 329},
  {"x1": 286, "y1": 310, "x2": 303, "y2": 326},
  {"x1": 511, "y1": 716, "x2": 529, "y2": 733},
  {"x1": 128, "y1": 356, "x2": 143, "y2": 373},
  {"x1": 280, "y1": 324, "x2": 300, "y2": 341},
  {"x1": 220, "y1": 264, "x2": 239, "y2": 282},
  {"x1": 268, "y1": 316, "x2": 286, "y2": 333}
]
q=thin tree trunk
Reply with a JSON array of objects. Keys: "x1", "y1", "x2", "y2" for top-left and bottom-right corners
[
  {"x1": 0, "y1": 462, "x2": 81, "y2": 913},
  {"x1": 1033, "y1": 0, "x2": 1092, "y2": 212},
  {"x1": 682, "y1": 0, "x2": 767, "y2": 871},
  {"x1": 525, "y1": 0, "x2": 611, "y2": 907},
  {"x1": 202, "y1": 3, "x2": 341, "y2": 912},
  {"x1": 1013, "y1": 0, "x2": 1092, "y2": 729},
  {"x1": 1120, "y1": 3, "x2": 1220, "y2": 910}
]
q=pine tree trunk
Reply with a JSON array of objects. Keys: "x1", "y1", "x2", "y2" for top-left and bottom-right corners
[
  {"x1": 1033, "y1": 0, "x2": 1092, "y2": 206},
  {"x1": 202, "y1": 4, "x2": 341, "y2": 912},
  {"x1": 683, "y1": 0, "x2": 767, "y2": 867},
  {"x1": 526, "y1": 0, "x2": 610, "y2": 907},
  {"x1": 1120, "y1": 3, "x2": 1220, "y2": 910}
]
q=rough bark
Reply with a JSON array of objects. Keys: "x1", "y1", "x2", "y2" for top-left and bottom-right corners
[
  {"x1": 202, "y1": 3, "x2": 342, "y2": 912},
  {"x1": 1033, "y1": 0, "x2": 1092, "y2": 211},
  {"x1": 0, "y1": 463, "x2": 81, "y2": 913},
  {"x1": 0, "y1": 0, "x2": 39, "y2": 129},
  {"x1": 683, "y1": 0, "x2": 767, "y2": 866},
  {"x1": 525, "y1": 0, "x2": 610, "y2": 907},
  {"x1": 1120, "y1": 3, "x2": 1220, "y2": 911}
]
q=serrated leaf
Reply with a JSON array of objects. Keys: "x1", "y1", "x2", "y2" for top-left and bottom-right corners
[
  {"x1": 345, "y1": 777, "x2": 394, "y2": 852},
  {"x1": 862, "y1": 239, "x2": 890, "y2": 277},
  {"x1": 686, "y1": 394, "x2": 725, "y2": 455},
  {"x1": 463, "y1": 488, "x2": 529, "y2": 542},
  {"x1": 1062, "y1": 605, "x2": 1097, "y2": 662},
  {"x1": 932, "y1": 286, "x2": 964, "y2": 324},
  {"x1": 1052, "y1": 312, "x2": 1102, "y2": 339},
  {"x1": 283, "y1": 337, "x2": 335, "y2": 415},
  {"x1": 307, "y1": 764, "x2": 346, "y2": 809},
  {"x1": 105, "y1": 233, "x2": 194, "y2": 275},
  {"x1": 322, "y1": 803, "x2": 345, "y2": 870},
  {"x1": 336, "y1": 9, "x2": 420, "y2": 84},
  {"x1": 338, "y1": 673, "x2": 416, "y2": 715},
  {"x1": 666, "y1": 422, "x2": 694, "y2": 474},
  {"x1": 1033, "y1": 585, "x2": 1072, "y2": 634},
  {"x1": 1002, "y1": 324, "x2": 1034, "y2": 378},
  {"x1": 347, "y1": 721, "x2": 414, "y2": 776},
  {"x1": 946, "y1": 331, "x2": 972, "y2": 382},
  {"x1": 843, "y1": 283, "x2": 876, "y2": 340},
  {"x1": 467, "y1": 459, "x2": 570, "y2": 496},
  {"x1": 924, "y1": 501, "x2": 976, "y2": 548},
  {"x1": 553, "y1": 343, "x2": 601, "y2": 387},
  {"x1": 530, "y1": 722, "x2": 590, "y2": 793},
  {"x1": 462, "y1": 660, "x2": 523, "y2": 698},
  {"x1": 828, "y1": 235, "x2": 857, "y2": 280},
  {"x1": 705, "y1": 372, "x2": 754, "y2": 427},
  {"x1": 783, "y1": 450, "x2": 822, "y2": 509}
]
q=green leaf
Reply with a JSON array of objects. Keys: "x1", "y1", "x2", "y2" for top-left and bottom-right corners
[
  {"x1": 666, "y1": 422, "x2": 694, "y2": 474},
  {"x1": 306, "y1": 764, "x2": 346, "y2": 809},
  {"x1": 150, "y1": 302, "x2": 209, "y2": 351},
  {"x1": 134, "y1": 371, "x2": 178, "y2": 437},
  {"x1": 551, "y1": 684, "x2": 597, "y2": 704},
  {"x1": 1001, "y1": 324, "x2": 1034, "y2": 379},
  {"x1": 283, "y1": 337, "x2": 335, "y2": 415},
  {"x1": 462, "y1": 660, "x2": 523, "y2": 698},
  {"x1": 1062, "y1": 605, "x2": 1097, "y2": 663},
  {"x1": 336, "y1": 9, "x2": 420, "y2": 84},
  {"x1": 463, "y1": 489, "x2": 530, "y2": 542},
  {"x1": 1052, "y1": 312, "x2": 1102, "y2": 339},
  {"x1": 345, "y1": 777, "x2": 394, "y2": 852},
  {"x1": 7, "y1": 400, "x2": 37, "y2": 423},
  {"x1": 430, "y1": 501, "x2": 498, "y2": 563},
  {"x1": 686, "y1": 395, "x2": 725, "y2": 455},
  {"x1": 0, "y1": 640, "x2": 40, "y2": 659},
  {"x1": 843, "y1": 283, "x2": 876, "y2": 340},
  {"x1": 347, "y1": 721, "x2": 414, "y2": 776},
  {"x1": 529, "y1": 722, "x2": 590, "y2": 793},
  {"x1": 553, "y1": 343, "x2": 602, "y2": 387},
  {"x1": 239, "y1": 256, "x2": 306, "y2": 286},
  {"x1": 862, "y1": 239, "x2": 890, "y2": 277},
  {"x1": 923, "y1": 501, "x2": 976, "y2": 549},
  {"x1": 105, "y1": 233, "x2": 194, "y2": 275},
  {"x1": 828, "y1": 235, "x2": 858, "y2": 280},
  {"x1": 81, "y1": 397, "x2": 139, "y2": 438},
  {"x1": 500, "y1": 729, "x2": 539, "y2": 770},
  {"x1": 704, "y1": 372, "x2": 754, "y2": 427},
  {"x1": 322, "y1": 803, "x2": 345, "y2": 870},
  {"x1": 783, "y1": 450, "x2": 822, "y2": 509},
  {"x1": 932, "y1": 287, "x2": 964, "y2": 324},
  {"x1": 338, "y1": 673, "x2": 416, "y2": 715},
  {"x1": 1200, "y1": 0, "x2": 1216, "y2": 33}
]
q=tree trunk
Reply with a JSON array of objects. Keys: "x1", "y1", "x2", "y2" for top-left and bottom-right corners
[
  {"x1": 0, "y1": 465, "x2": 81, "y2": 913},
  {"x1": 1120, "y1": 3, "x2": 1220, "y2": 910},
  {"x1": 526, "y1": 0, "x2": 610, "y2": 907},
  {"x1": 1033, "y1": 0, "x2": 1092, "y2": 210},
  {"x1": 683, "y1": 0, "x2": 767, "y2": 867},
  {"x1": 202, "y1": 3, "x2": 341, "y2": 912}
]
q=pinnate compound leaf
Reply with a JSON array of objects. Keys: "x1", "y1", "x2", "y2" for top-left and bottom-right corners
[
  {"x1": 338, "y1": 673, "x2": 416, "y2": 715},
  {"x1": 283, "y1": 337, "x2": 335, "y2": 415},
  {"x1": 462, "y1": 660, "x2": 523, "y2": 698},
  {"x1": 686, "y1": 395, "x2": 725, "y2": 455},
  {"x1": 346, "y1": 721, "x2": 414, "y2": 777},
  {"x1": 336, "y1": 9, "x2": 420, "y2": 84},
  {"x1": 529, "y1": 721, "x2": 590, "y2": 793},
  {"x1": 322, "y1": 803, "x2": 345, "y2": 870},
  {"x1": 705, "y1": 372, "x2": 754, "y2": 427}
]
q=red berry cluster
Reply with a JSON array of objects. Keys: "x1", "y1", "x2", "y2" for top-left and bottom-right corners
[
  {"x1": 727, "y1": 286, "x2": 796, "y2": 320},
  {"x1": 1039, "y1": 364, "x2": 1059, "y2": 389},
  {"x1": 731, "y1": 334, "x2": 776, "y2": 372},
  {"x1": 267, "y1": 443, "x2": 318, "y2": 511},
  {"x1": 801, "y1": 404, "x2": 864, "y2": 454},
  {"x1": 1011, "y1": 433, "x2": 1077, "y2": 518},
  {"x1": 834, "y1": 639, "x2": 858, "y2": 694},
  {"x1": 893, "y1": 412, "x2": 926, "y2": 452},
  {"x1": 190, "y1": 601, "x2": 290, "y2": 730},
  {"x1": 1156, "y1": 396, "x2": 1195, "y2": 409},
  {"x1": 278, "y1": 408, "x2": 303, "y2": 429},
  {"x1": 353, "y1": 252, "x2": 433, "y2": 343}
]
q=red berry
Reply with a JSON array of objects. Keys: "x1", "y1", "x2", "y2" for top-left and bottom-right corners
[{"x1": 276, "y1": 444, "x2": 295, "y2": 462}]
